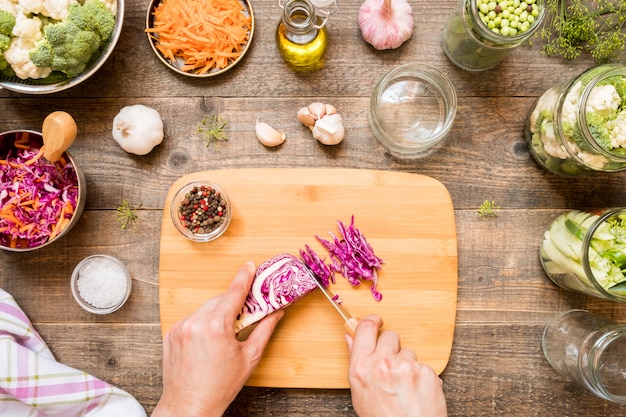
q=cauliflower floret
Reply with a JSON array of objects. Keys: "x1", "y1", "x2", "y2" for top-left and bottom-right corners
[
  {"x1": 12, "y1": 11, "x2": 42, "y2": 43},
  {"x1": 586, "y1": 84, "x2": 621, "y2": 118},
  {"x1": 41, "y1": 0, "x2": 71, "y2": 20},
  {"x1": 540, "y1": 119, "x2": 569, "y2": 159},
  {"x1": 576, "y1": 149, "x2": 610, "y2": 169},
  {"x1": 530, "y1": 87, "x2": 560, "y2": 130},
  {"x1": 0, "y1": 0, "x2": 19, "y2": 15},
  {"x1": 4, "y1": 34, "x2": 51, "y2": 78},
  {"x1": 608, "y1": 111, "x2": 626, "y2": 149},
  {"x1": 17, "y1": 0, "x2": 43, "y2": 15},
  {"x1": 561, "y1": 81, "x2": 582, "y2": 127}
]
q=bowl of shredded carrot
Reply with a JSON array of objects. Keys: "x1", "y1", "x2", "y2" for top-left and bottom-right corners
[
  {"x1": 0, "y1": 130, "x2": 86, "y2": 251},
  {"x1": 145, "y1": 0, "x2": 254, "y2": 77}
]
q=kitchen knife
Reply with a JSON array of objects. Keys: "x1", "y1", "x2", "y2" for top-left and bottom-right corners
[{"x1": 303, "y1": 267, "x2": 359, "y2": 337}]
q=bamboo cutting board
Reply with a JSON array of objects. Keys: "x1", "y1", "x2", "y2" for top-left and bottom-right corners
[{"x1": 159, "y1": 168, "x2": 458, "y2": 388}]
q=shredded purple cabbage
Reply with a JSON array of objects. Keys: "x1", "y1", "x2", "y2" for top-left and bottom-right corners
[
  {"x1": 302, "y1": 216, "x2": 384, "y2": 301},
  {"x1": 0, "y1": 141, "x2": 79, "y2": 248},
  {"x1": 299, "y1": 244, "x2": 334, "y2": 287}
]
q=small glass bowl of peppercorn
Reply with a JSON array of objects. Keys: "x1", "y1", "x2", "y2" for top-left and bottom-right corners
[{"x1": 170, "y1": 181, "x2": 232, "y2": 242}]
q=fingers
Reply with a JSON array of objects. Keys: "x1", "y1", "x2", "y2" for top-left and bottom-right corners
[
  {"x1": 398, "y1": 348, "x2": 418, "y2": 361},
  {"x1": 377, "y1": 329, "x2": 401, "y2": 353},
  {"x1": 243, "y1": 310, "x2": 285, "y2": 363},
  {"x1": 348, "y1": 314, "x2": 383, "y2": 362},
  {"x1": 217, "y1": 261, "x2": 257, "y2": 316}
]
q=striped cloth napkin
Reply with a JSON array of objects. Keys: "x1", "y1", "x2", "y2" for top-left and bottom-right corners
[{"x1": 0, "y1": 289, "x2": 147, "y2": 417}]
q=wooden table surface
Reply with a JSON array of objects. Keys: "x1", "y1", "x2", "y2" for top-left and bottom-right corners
[{"x1": 2, "y1": 0, "x2": 626, "y2": 415}]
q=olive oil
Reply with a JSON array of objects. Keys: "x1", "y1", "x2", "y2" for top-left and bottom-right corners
[
  {"x1": 277, "y1": 22, "x2": 327, "y2": 68},
  {"x1": 276, "y1": 0, "x2": 328, "y2": 70}
]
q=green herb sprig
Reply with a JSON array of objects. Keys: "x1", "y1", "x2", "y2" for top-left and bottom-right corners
[
  {"x1": 198, "y1": 115, "x2": 228, "y2": 146},
  {"x1": 478, "y1": 200, "x2": 500, "y2": 220},
  {"x1": 540, "y1": 0, "x2": 626, "y2": 63},
  {"x1": 117, "y1": 200, "x2": 142, "y2": 230}
]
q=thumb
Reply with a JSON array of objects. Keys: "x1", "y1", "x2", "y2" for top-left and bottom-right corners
[{"x1": 241, "y1": 310, "x2": 284, "y2": 365}]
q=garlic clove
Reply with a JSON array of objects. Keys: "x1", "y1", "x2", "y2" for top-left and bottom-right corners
[
  {"x1": 308, "y1": 102, "x2": 326, "y2": 119},
  {"x1": 255, "y1": 120, "x2": 286, "y2": 147},
  {"x1": 297, "y1": 107, "x2": 316, "y2": 127},
  {"x1": 324, "y1": 103, "x2": 337, "y2": 115},
  {"x1": 312, "y1": 113, "x2": 344, "y2": 145},
  {"x1": 358, "y1": 0, "x2": 414, "y2": 50}
]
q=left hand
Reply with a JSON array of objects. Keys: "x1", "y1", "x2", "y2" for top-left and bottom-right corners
[{"x1": 152, "y1": 261, "x2": 284, "y2": 417}]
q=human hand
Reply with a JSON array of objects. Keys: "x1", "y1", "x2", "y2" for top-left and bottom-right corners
[
  {"x1": 346, "y1": 315, "x2": 448, "y2": 417},
  {"x1": 152, "y1": 262, "x2": 284, "y2": 417}
]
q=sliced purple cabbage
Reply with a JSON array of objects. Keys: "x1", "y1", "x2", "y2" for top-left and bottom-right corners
[
  {"x1": 234, "y1": 253, "x2": 317, "y2": 333},
  {"x1": 304, "y1": 216, "x2": 384, "y2": 302}
]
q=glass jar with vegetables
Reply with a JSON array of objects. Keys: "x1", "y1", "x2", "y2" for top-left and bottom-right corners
[
  {"x1": 525, "y1": 64, "x2": 626, "y2": 176},
  {"x1": 441, "y1": 0, "x2": 544, "y2": 71},
  {"x1": 276, "y1": 0, "x2": 336, "y2": 70},
  {"x1": 540, "y1": 208, "x2": 626, "y2": 302}
]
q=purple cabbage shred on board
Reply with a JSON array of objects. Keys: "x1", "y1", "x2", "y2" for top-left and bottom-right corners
[
  {"x1": 302, "y1": 216, "x2": 383, "y2": 302},
  {"x1": 299, "y1": 244, "x2": 334, "y2": 287}
]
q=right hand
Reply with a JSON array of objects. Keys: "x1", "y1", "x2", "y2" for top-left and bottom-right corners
[{"x1": 345, "y1": 315, "x2": 448, "y2": 417}]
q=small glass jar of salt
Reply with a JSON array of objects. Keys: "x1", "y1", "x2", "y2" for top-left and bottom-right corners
[{"x1": 71, "y1": 255, "x2": 131, "y2": 314}]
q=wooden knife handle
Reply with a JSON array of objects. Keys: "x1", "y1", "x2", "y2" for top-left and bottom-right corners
[{"x1": 345, "y1": 317, "x2": 359, "y2": 338}]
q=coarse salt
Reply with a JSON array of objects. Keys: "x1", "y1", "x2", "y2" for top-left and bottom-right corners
[{"x1": 76, "y1": 257, "x2": 128, "y2": 309}]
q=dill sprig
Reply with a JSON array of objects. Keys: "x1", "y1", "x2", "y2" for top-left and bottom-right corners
[
  {"x1": 540, "y1": 0, "x2": 626, "y2": 63},
  {"x1": 117, "y1": 200, "x2": 142, "y2": 230},
  {"x1": 198, "y1": 115, "x2": 228, "y2": 146},
  {"x1": 478, "y1": 200, "x2": 500, "y2": 220}
]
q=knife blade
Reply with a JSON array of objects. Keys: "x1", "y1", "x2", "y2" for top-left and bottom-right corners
[{"x1": 302, "y1": 265, "x2": 359, "y2": 337}]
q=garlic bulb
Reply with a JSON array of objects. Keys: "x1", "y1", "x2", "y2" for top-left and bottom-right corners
[
  {"x1": 297, "y1": 102, "x2": 345, "y2": 145},
  {"x1": 358, "y1": 0, "x2": 414, "y2": 50},
  {"x1": 112, "y1": 104, "x2": 164, "y2": 155},
  {"x1": 255, "y1": 120, "x2": 286, "y2": 147}
]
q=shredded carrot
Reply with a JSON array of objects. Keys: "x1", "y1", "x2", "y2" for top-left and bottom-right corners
[{"x1": 146, "y1": 0, "x2": 252, "y2": 73}]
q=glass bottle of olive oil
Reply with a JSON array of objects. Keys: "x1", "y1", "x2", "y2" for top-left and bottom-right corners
[{"x1": 276, "y1": 0, "x2": 330, "y2": 70}]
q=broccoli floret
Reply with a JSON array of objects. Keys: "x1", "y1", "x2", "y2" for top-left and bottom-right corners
[
  {"x1": 68, "y1": 0, "x2": 115, "y2": 43},
  {"x1": 535, "y1": 109, "x2": 552, "y2": 134},
  {"x1": 29, "y1": 37, "x2": 54, "y2": 68},
  {"x1": 31, "y1": 19, "x2": 101, "y2": 77},
  {"x1": 0, "y1": 10, "x2": 15, "y2": 77},
  {"x1": 28, "y1": 0, "x2": 115, "y2": 78},
  {"x1": 0, "y1": 9, "x2": 15, "y2": 37},
  {"x1": 587, "y1": 112, "x2": 612, "y2": 149}
]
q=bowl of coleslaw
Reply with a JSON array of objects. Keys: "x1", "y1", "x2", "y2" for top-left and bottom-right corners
[{"x1": 0, "y1": 130, "x2": 86, "y2": 251}]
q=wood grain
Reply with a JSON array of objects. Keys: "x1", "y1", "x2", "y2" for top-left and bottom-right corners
[
  {"x1": 159, "y1": 168, "x2": 458, "y2": 387},
  {"x1": 2, "y1": 0, "x2": 626, "y2": 413}
]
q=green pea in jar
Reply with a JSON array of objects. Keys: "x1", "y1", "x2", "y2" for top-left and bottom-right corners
[
  {"x1": 525, "y1": 64, "x2": 626, "y2": 176},
  {"x1": 441, "y1": 0, "x2": 544, "y2": 71}
]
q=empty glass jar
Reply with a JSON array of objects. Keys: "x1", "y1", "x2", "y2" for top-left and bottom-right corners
[
  {"x1": 543, "y1": 310, "x2": 626, "y2": 404},
  {"x1": 368, "y1": 63, "x2": 457, "y2": 159}
]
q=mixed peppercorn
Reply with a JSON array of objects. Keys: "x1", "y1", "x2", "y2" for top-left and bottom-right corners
[{"x1": 178, "y1": 185, "x2": 228, "y2": 234}]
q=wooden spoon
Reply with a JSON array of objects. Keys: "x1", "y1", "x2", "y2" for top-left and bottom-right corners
[{"x1": 42, "y1": 111, "x2": 77, "y2": 162}]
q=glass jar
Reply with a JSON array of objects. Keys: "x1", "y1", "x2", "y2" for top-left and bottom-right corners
[
  {"x1": 540, "y1": 208, "x2": 626, "y2": 302},
  {"x1": 369, "y1": 63, "x2": 457, "y2": 160},
  {"x1": 526, "y1": 64, "x2": 626, "y2": 176},
  {"x1": 542, "y1": 310, "x2": 626, "y2": 404},
  {"x1": 441, "y1": 0, "x2": 545, "y2": 71},
  {"x1": 276, "y1": 0, "x2": 334, "y2": 70}
]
